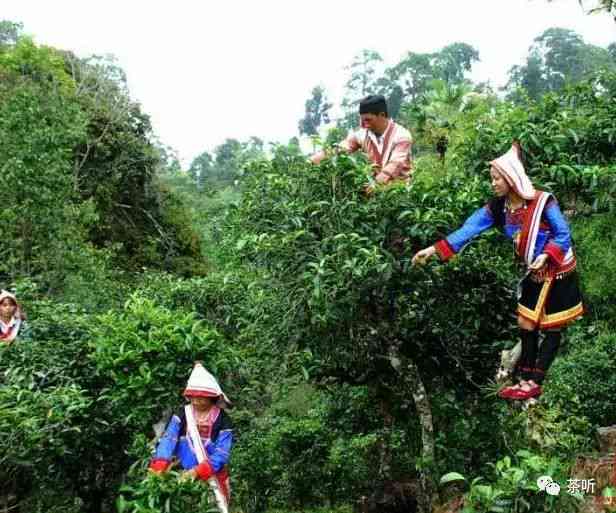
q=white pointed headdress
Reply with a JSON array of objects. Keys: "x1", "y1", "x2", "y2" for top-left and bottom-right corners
[
  {"x1": 490, "y1": 142, "x2": 535, "y2": 200},
  {"x1": 0, "y1": 290, "x2": 17, "y2": 303},
  {"x1": 184, "y1": 362, "x2": 231, "y2": 406},
  {"x1": 0, "y1": 290, "x2": 24, "y2": 320}
]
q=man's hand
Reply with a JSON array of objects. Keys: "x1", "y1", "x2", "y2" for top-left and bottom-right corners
[
  {"x1": 374, "y1": 171, "x2": 391, "y2": 184},
  {"x1": 310, "y1": 146, "x2": 344, "y2": 165},
  {"x1": 310, "y1": 150, "x2": 326, "y2": 165},
  {"x1": 529, "y1": 253, "x2": 549, "y2": 271},
  {"x1": 412, "y1": 246, "x2": 436, "y2": 266}
]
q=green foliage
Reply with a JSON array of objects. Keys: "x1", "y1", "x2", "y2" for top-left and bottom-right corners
[
  {"x1": 299, "y1": 85, "x2": 332, "y2": 136},
  {"x1": 0, "y1": 41, "x2": 89, "y2": 285},
  {"x1": 506, "y1": 28, "x2": 616, "y2": 101},
  {"x1": 2, "y1": 19, "x2": 616, "y2": 513},
  {"x1": 188, "y1": 137, "x2": 266, "y2": 191},
  {"x1": 118, "y1": 472, "x2": 219, "y2": 513},
  {"x1": 547, "y1": 328, "x2": 616, "y2": 427},
  {"x1": 0, "y1": 381, "x2": 91, "y2": 467},
  {"x1": 68, "y1": 54, "x2": 205, "y2": 273},
  {"x1": 451, "y1": 71, "x2": 616, "y2": 213},
  {"x1": 90, "y1": 294, "x2": 238, "y2": 432},
  {"x1": 452, "y1": 450, "x2": 580, "y2": 513},
  {"x1": 572, "y1": 213, "x2": 616, "y2": 325},
  {"x1": 231, "y1": 395, "x2": 378, "y2": 513},
  {"x1": 0, "y1": 33, "x2": 206, "y2": 297},
  {"x1": 0, "y1": 293, "x2": 238, "y2": 512},
  {"x1": 226, "y1": 151, "x2": 516, "y2": 389},
  {"x1": 338, "y1": 43, "x2": 480, "y2": 124},
  {"x1": 0, "y1": 20, "x2": 23, "y2": 46}
]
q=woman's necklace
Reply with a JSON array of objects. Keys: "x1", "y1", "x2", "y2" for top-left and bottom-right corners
[{"x1": 505, "y1": 197, "x2": 526, "y2": 213}]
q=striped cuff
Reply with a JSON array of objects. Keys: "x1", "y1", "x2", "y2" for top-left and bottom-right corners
[
  {"x1": 434, "y1": 239, "x2": 455, "y2": 261},
  {"x1": 149, "y1": 459, "x2": 169, "y2": 473},
  {"x1": 195, "y1": 460, "x2": 215, "y2": 481}
]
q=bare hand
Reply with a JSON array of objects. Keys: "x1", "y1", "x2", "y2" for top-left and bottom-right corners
[
  {"x1": 180, "y1": 468, "x2": 197, "y2": 481},
  {"x1": 375, "y1": 172, "x2": 390, "y2": 185},
  {"x1": 529, "y1": 253, "x2": 549, "y2": 271},
  {"x1": 412, "y1": 246, "x2": 436, "y2": 266}
]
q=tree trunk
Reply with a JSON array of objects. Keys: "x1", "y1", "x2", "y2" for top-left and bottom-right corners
[
  {"x1": 597, "y1": 425, "x2": 616, "y2": 454},
  {"x1": 388, "y1": 343, "x2": 436, "y2": 513},
  {"x1": 374, "y1": 383, "x2": 394, "y2": 483}
]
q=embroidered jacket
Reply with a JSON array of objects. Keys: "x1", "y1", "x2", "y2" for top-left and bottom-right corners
[
  {"x1": 0, "y1": 316, "x2": 22, "y2": 343},
  {"x1": 340, "y1": 120, "x2": 412, "y2": 181},
  {"x1": 434, "y1": 195, "x2": 576, "y2": 276},
  {"x1": 312, "y1": 120, "x2": 412, "y2": 182},
  {"x1": 149, "y1": 407, "x2": 233, "y2": 479}
]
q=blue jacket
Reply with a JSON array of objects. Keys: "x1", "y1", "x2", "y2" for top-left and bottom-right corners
[
  {"x1": 150, "y1": 407, "x2": 233, "y2": 472},
  {"x1": 435, "y1": 195, "x2": 575, "y2": 272}
]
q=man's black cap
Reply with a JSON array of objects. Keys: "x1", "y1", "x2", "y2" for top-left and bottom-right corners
[{"x1": 359, "y1": 94, "x2": 388, "y2": 116}]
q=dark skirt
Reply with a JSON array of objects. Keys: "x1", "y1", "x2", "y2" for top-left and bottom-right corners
[{"x1": 518, "y1": 270, "x2": 584, "y2": 329}]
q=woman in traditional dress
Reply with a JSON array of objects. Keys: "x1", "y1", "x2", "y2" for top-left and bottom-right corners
[
  {"x1": 0, "y1": 290, "x2": 25, "y2": 345},
  {"x1": 412, "y1": 142, "x2": 584, "y2": 401},
  {"x1": 149, "y1": 362, "x2": 233, "y2": 513}
]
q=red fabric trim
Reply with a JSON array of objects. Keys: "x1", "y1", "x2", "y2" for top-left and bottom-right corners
[
  {"x1": 183, "y1": 389, "x2": 220, "y2": 398},
  {"x1": 149, "y1": 459, "x2": 169, "y2": 473},
  {"x1": 516, "y1": 192, "x2": 541, "y2": 261},
  {"x1": 379, "y1": 121, "x2": 395, "y2": 167},
  {"x1": 543, "y1": 242, "x2": 565, "y2": 266},
  {"x1": 555, "y1": 258, "x2": 577, "y2": 275},
  {"x1": 434, "y1": 240, "x2": 455, "y2": 261},
  {"x1": 216, "y1": 468, "x2": 231, "y2": 503},
  {"x1": 195, "y1": 460, "x2": 214, "y2": 481}
]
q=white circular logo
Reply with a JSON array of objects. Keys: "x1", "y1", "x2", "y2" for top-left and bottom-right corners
[
  {"x1": 546, "y1": 482, "x2": 561, "y2": 496},
  {"x1": 537, "y1": 475, "x2": 553, "y2": 491}
]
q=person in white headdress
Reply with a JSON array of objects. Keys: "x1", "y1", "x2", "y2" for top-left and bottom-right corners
[
  {"x1": 0, "y1": 290, "x2": 26, "y2": 345},
  {"x1": 412, "y1": 142, "x2": 583, "y2": 401},
  {"x1": 149, "y1": 362, "x2": 233, "y2": 513}
]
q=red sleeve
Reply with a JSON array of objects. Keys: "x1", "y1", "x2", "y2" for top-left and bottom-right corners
[
  {"x1": 543, "y1": 242, "x2": 565, "y2": 265},
  {"x1": 148, "y1": 459, "x2": 170, "y2": 473},
  {"x1": 434, "y1": 239, "x2": 455, "y2": 261},
  {"x1": 195, "y1": 460, "x2": 215, "y2": 481}
]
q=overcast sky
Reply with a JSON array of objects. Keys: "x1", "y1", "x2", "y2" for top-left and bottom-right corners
[{"x1": 3, "y1": 1, "x2": 615, "y2": 166}]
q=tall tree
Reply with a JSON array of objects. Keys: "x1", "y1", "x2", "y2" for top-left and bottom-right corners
[
  {"x1": 506, "y1": 27, "x2": 616, "y2": 100},
  {"x1": 402, "y1": 79, "x2": 475, "y2": 159},
  {"x1": 0, "y1": 20, "x2": 22, "y2": 46},
  {"x1": 548, "y1": 0, "x2": 616, "y2": 22},
  {"x1": 188, "y1": 150, "x2": 214, "y2": 189},
  {"x1": 385, "y1": 52, "x2": 434, "y2": 104},
  {"x1": 190, "y1": 137, "x2": 266, "y2": 191},
  {"x1": 432, "y1": 42, "x2": 480, "y2": 84},
  {"x1": 370, "y1": 43, "x2": 479, "y2": 120},
  {"x1": 339, "y1": 50, "x2": 384, "y2": 128},
  {"x1": 298, "y1": 85, "x2": 332, "y2": 136}
]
